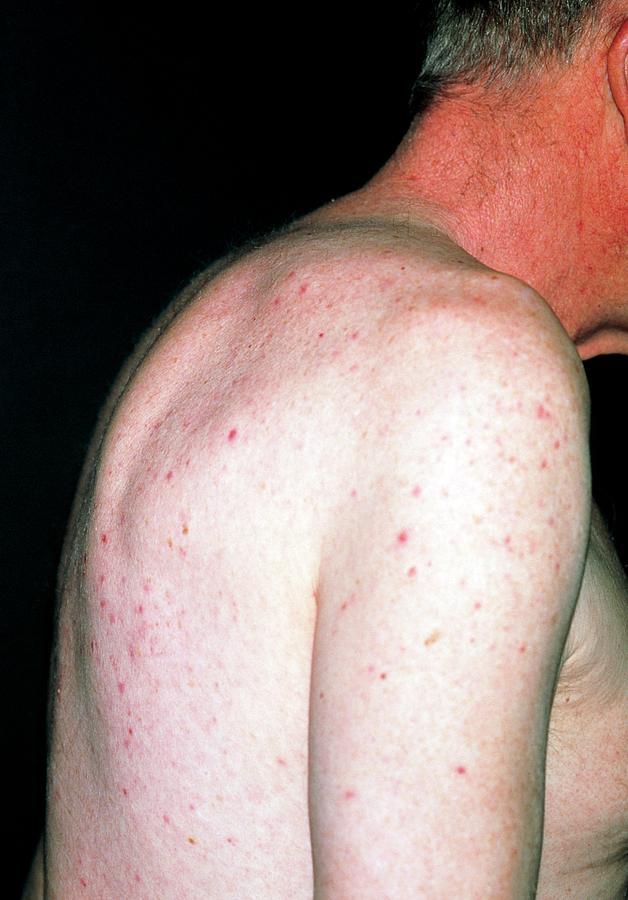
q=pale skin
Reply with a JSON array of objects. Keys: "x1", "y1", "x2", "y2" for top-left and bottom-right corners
[{"x1": 24, "y1": 8, "x2": 628, "y2": 899}]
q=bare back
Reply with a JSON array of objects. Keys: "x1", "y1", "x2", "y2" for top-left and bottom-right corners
[{"x1": 44, "y1": 219, "x2": 627, "y2": 898}]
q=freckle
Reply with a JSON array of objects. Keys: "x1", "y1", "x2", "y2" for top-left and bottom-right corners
[
  {"x1": 166, "y1": 470, "x2": 174, "y2": 481},
  {"x1": 167, "y1": 537, "x2": 173, "y2": 548},
  {"x1": 340, "y1": 600, "x2": 349, "y2": 611},
  {"x1": 412, "y1": 485, "x2": 422, "y2": 497},
  {"x1": 343, "y1": 789, "x2": 357, "y2": 800},
  {"x1": 537, "y1": 404, "x2": 551, "y2": 420},
  {"x1": 424, "y1": 630, "x2": 441, "y2": 646},
  {"x1": 519, "y1": 643, "x2": 527, "y2": 653},
  {"x1": 182, "y1": 524, "x2": 189, "y2": 535},
  {"x1": 407, "y1": 566, "x2": 417, "y2": 577},
  {"x1": 188, "y1": 837, "x2": 197, "y2": 845},
  {"x1": 100, "y1": 533, "x2": 108, "y2": 545},
  {"x1": 397, "y1": 530, "x2": 409, "y2": 544},
  {"x1": 228, "y1": 428, "x2": 237, "y2": 442},
  {"x1": 455, "y1": 766, "x2": 467, "y2": 775},
  {"x1": 118, "y1": 681, "x2": 126, "y2": 695}
]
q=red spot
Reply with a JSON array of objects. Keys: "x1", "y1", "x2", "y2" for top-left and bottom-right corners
[
  {"x1": 397, "y1": 530, "x2": 409, "y2": 544},
  {"x1": 100, "y1": 533, "x2": 108, "y2": 545},
  {"x1": 299, "y1": 282, "x2": 309, "y2": 295},
  {"x1": 80, "y1": 878, "x2": 88, "y2": 888},
  {"x1": 122, "y1": 788, "x2": 129, "y2": 796},
  {"x1": 99, "y1": 574, "x2": 106, "y2": 584},
  {"x1": 536, "y1": 404, "x2": 551, "y2": 420},
  {"x1": 554, "y1": 440, "x2": 561, "y2": 449},
  {"x1": 540, "y1": 459, "x2": 548, "y2": 469},
  {"x1": 576, "y1": 220, "x2": 584, "y2": 234},
  {"x1": 504, "y1": 535, "x2": 511, "y2": 546},
  {"x1": 407, "y1": 567, "x2": 417, "y2": 578},
  {"x1": 343, "y1": 789, "x2": 357, "y2": 800},
  {"x1": 118, "y1": 681, "x2": 126, "y2": 695},
  {"x1": 163, "y1": 814, "x2": 171, "y2": 825},
  {"x1": 474, "y1": 602, "x2": 483, "y2": 610},
  {"x1": 350, "y1": 331, "x2": 359, "y2": 340},
  {"x1": 277, "y1": 757, "x2": 287, "y2": 766},
  {"x1": 273, "y1": 296, "x2": 281, "y2": 306},
  {"x1": 519, "y1": 643, "x2": 527, "y2": 653},
  {"x1": 228, "y1": 428, "x2": 237, "y2": 442},
  {"x1": 340, "y1": 600, "x2": 349, "y2": 611},
  {"x1": 318, "y1": 332, "x2": 325, "y2": 338},
  {"x1": 108, "y1": 613, "x2": 116, "y2": 625},
  {"x1": 128, "y1": 727, "x2": 133, "y2": 735},
  {"x1": 379, "y1": 672, "x2": 387, "y2": 680},
  {"x1": 350, "y1": 488, "x2": 358, "y2": 498},
  {"x1": 166, "y1": 470, "x2": 174, "y2": 481},
  {"x1": 412, "y1": 485, "x2": 422, "y2": 497},
  {"x1": 455, "y1": 766, "x2": 467, "y2": 775},
  {"x1": 135, "y1": 874, "x2": 142, "y2": 883},
  {"x1": 226, "y1": 836, "x2": 238, "y2": 845}
]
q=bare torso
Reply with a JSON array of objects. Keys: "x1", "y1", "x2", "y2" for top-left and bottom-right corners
[{"x1": 41, "y1": 217, "x2": 627, "y2": 898}]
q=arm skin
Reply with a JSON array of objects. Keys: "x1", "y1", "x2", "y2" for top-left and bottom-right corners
[{"x1": 308, "y1": 291, "x2": 591, "y2": 898}]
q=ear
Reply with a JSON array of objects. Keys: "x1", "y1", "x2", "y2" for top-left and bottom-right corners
[{"x1": 608, "y1": 18, "x2": 628, "y2": 138}]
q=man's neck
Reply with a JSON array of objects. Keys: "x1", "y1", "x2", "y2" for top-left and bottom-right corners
[{"x1": 352, "y1": 55, "x2": 627, "y2": 357}]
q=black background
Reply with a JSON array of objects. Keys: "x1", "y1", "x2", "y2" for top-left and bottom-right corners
[{"x1": 3, "y1": 4, "x2": 626, "y2": 895}]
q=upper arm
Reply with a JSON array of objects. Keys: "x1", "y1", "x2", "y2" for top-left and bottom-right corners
[{"x1": 309, "y1": 301, "x2": 591, "y2": 897}]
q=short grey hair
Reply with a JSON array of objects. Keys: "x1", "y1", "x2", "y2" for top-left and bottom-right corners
[{"x1": 410, "y1": 0, "x2": 609, "y2": 117}]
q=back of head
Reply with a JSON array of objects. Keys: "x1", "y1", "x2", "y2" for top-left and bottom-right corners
[{"x1": 410, "y1": 0, "x2": 610, "y2": 118}]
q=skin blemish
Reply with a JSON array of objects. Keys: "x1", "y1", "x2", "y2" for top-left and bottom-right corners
[
  {"x1": 80, "y1": 878, "x2": 88, "y2": 888},
  {"x1": 350, "y1": 488, "x2": 358, "y2": 498},
  {"x1": 350, "y1": 330, "x2": 359, "y2": 340},
  {"x1": 536, "y1": 404, "x2": 551, "y2": 420},
  {"x1": 188, "y1": 837, "x2": 197, "y2": 845},
  {"x1": 299, "y1": 282, "x2": 309, "y2": 295},
  {"x1": 540, "y1": 458, "x2": 548, "y2": 469},
  {"x1": 226, "y1": 836, "x2": 238, "y2": 845},
  {"x1": 318, "y1": 332, "x2": 325, "y2": 338},
  {"x1": 397, "y1": 530, "x2": 409, "y2": 545},
  {"x1": 474, "y1": 602, "x2": 483, "y2": 610},
  {"x1": 412, "y1": 485, "x2": 422, "y2": 498},
  {"x1": 407, "y1": 567, "x2": 417, "y2": 578},
  {"x1": 118, "y1": 681, "x2": 126, "y2": 695},
  {"x1": 554, "y1": 440, "x2": 561, "y2": 449},
  {"x1": 122, "y1": 788, "x2": 129, "y2": 796},
  {"x1": 277, "y1": 757, "x2": 287, "y2": 766},
  {"x1": 424, "y1": 630, "x2": 442, "y2": 647},
  {"x1": 100, "y1": 533, "x2": 108, "y2": 545},
  {"x1": 519, "y1": 643, "x2": 527, "y2": 653},
  {"x1": 343, "y1": 789, "x2": 357, "y2": 801},
  {"x1": 455, "y1": 766, "x2": 467, "y2": 775},
  {"x1": 228, "y1": 428, "x2": 237, "y2": 442},
  {"x1": 163, "y1": 814, "x2": 170, "y2": 825},
  {"x1": 166, "y1": 470, "x2": 174, "y2": 481},
  {"x1": 380, "y1": 672, "x2": 387, "y2": 680},
  {"x1": 108, "y1": 612, "x2": 116, "y2": 625},
  {"x1": 135, "y1": 605, "x2": 144, "y2": 615},
  {"x1": 182, "y1": 524, "x2": 189, "y2": 534}
]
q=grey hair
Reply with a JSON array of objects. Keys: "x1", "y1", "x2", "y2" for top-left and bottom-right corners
[{"x1": 410, "y1": 0, "x2": 609, "y2": 117}]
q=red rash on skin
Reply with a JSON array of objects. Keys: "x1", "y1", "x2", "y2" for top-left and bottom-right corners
[
  {"x1": 118, "y1": 681, "x2": 126, "y2": 695},
  {"x1": 166, "y1": 470, "x2": 174, "y2": 481},
  {"x1": 299, "y1": 283, "x2": 309, "y2": 295},
  {"x1": 536, "y1": 404, "x2": 551, "y2": 419},
  {"x1": 318, "y1": 332, "x2": 325, "y2": 338},
  {"x1": 228, "y1": 428, "x2": 237, "y2": 442},
  {"x1": 397, "y1": 530, "x2": 409, "y2": 544},
  {"x1": 163, "y1": 814, "x2": 170, "y2": 825},
  {"x1": 80, "y1": 878, "x2": 88, "y2": 887},
  {"x1": 100, "y1": 533, "x2": 108, "y2": 545},
  {"x1": 455, "y1": 766, "x2": 467, "y2": 775}
]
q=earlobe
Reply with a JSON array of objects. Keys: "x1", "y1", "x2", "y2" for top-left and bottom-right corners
[{"x1": 607, "y1": 19, "x2": 628, "y2": 137}]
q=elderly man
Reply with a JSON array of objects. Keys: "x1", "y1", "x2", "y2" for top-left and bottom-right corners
[{"x1": 25, "y1": 1, "x2": 628, "y2": 897}]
